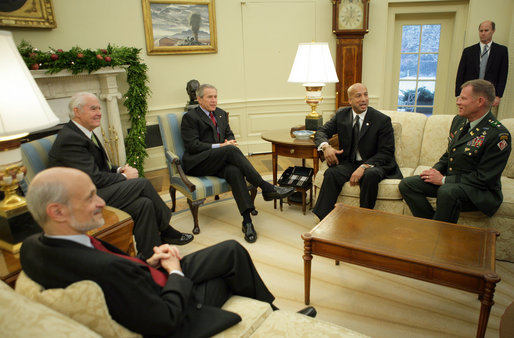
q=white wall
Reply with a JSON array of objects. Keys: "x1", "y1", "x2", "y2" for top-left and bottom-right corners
[{"x1": 6, "y1": 0, "x2": 513, "y2": 170}]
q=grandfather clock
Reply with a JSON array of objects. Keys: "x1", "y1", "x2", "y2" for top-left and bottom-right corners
[{"x1": 332, "y1": 0, "x2": 370, "y2": 108}]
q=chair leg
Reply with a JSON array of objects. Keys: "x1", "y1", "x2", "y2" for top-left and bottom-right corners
[
  {"x1": 249, "y1": 186, "x2": 258, "y2": 215},
  {"x1": 169, "y1": 186, "x2": 177, "y2": 212},
  {"x1": 187, "y1": 198, "x2": 205, "y2": 235}
]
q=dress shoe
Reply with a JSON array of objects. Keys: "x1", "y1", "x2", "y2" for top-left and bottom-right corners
[
  {"x1": 162, "y1": 233, "x2": 194, "y2": 245},
  {"x1": 262, "y1": 186, "x2": 295, "y2": 201},
  {"x1": 297, "y1": 306, "x2": 317, "y2": 318},
  {"x1": 242, "y1": 221, "x2": 257, "y2": 243}
]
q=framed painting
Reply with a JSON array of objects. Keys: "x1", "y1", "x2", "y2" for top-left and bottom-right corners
[
  {"x1": 142, "y1": 0, "x2": 217, "y2": 55},
  {"x1": 0, "y1": 0, "x2": 56, "y2": 28}
]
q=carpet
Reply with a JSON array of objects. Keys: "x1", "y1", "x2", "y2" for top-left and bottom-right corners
[{"x1": 167, "y1": 196, "x2": 514, "y2": 338}]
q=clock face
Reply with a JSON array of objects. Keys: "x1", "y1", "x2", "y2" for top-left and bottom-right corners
[{"x1": 338, "y1": 0, "x2": 364, "y2": 30}]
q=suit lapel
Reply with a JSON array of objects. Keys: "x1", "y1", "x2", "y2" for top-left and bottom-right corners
[
  {"x1": 473, "y1": 43, "x2": 481, "y2": 74},
  {"x1": 358, "y1": 110, "x2": 373, "y2": 141},
  {"x1": 451, "y1": 120, "x2": 470, "y2": 147},
  {"x1": 196, "y1": 107, "x2": 218, "y2": 141},
  {"x1": 485, "y1": 42, "x2": 496, "y2": 73},
  {"x1": 68, "y1": 122, "x2": 111, "y2": 168}
]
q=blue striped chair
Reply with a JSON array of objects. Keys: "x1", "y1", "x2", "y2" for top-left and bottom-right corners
[
  {"x1": 158, "y1": 112, "x2": 257, "y2": 235},
  {"x1": 20, "y1": 135, "x2": 57, "y2": 190}
]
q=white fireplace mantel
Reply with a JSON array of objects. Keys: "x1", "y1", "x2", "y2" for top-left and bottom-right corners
[{"x1": 31, "y1": 67, "x2": 128, "y2": 165}]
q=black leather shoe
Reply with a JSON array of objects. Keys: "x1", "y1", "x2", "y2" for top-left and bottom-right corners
[
  {"x1": 262, "y1": 186, "x2": 295, "y2": 201},
  {"x1": 242, "y1": 221, "x2": 257, "y2": 243},
  {"x1": 297, "y1": 306, "x2": 317, "y2": 318},
  {"x1": 162, "y1": 233, "x2": 194, "y2": 245}
]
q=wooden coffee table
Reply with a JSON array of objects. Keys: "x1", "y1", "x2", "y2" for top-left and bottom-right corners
[{"x1": 302, "y1": 204, "x2": 500, "y2": 338}]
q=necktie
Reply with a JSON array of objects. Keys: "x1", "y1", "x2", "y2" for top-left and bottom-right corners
[
  {"x1": 350, "y1": 115, "x2": 360, "y2": 163},
  {"x1": 458, "y1": 122, "x2": 470, "y2": 140},
  {"x1": 209, "y1": 111, "x2": 220, "y2": 141},
  {"x1": 91, "y1": 133, "x2": 112, "y2": 170},
  {"x1": 88, "y1": 235, "x2": 168, "y2": 287},
  {"x1": 479, "y1": 45, "x2": 489, "y2": 79}
]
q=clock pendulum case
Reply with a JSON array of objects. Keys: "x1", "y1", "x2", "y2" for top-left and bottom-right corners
[{"x1": 332, "y1": 0, "x2": 370, "y2": 108}]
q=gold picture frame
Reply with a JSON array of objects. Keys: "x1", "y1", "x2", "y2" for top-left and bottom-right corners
[
  {"x1": 142, "y1": 0, "x2": 217, "y2": 55},
  {"x1": 0, "y1": 0, "x2": 56, "y2": 29}
]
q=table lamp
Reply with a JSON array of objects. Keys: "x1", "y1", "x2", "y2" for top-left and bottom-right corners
[
  {"x1": 0, "y1": 30, "x2": 59, "y2": 218},
  {"x1": 288, "y1": 42, "x2": 339, "y2": 131}
]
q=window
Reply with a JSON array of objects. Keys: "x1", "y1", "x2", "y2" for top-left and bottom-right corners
[{"x1": 397, "y1": 24, "x2": 441, "y2": 115}]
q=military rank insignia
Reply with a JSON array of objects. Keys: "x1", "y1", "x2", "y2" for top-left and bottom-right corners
[
  {"x1": 498, "y1": 139, "x2": 508, "y2": 151},
  {"x1": 489, "y1": 120, "x2": 501, "y2": 128}
]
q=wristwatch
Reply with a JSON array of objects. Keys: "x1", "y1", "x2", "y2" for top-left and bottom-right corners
[{"x1": 360, "y1": 164, "x2": 374, "y2": 169}]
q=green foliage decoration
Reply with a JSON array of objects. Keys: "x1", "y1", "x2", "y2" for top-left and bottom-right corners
[{"x1": 17, "y1": 41, "x2": 150, "y2": 176}]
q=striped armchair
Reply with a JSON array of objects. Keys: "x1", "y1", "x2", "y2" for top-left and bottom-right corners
[
  {"x1": 20, "y1": 135, "x2": 57, "y2": 189},
  {"x1": 157, "y1": 112, "x2": 257, "y2": 235}
]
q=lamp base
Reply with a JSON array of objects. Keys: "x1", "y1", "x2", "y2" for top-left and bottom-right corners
[
  {"x1": 305, "y1": 115, "x2": 323, "y2": 131},
  {"x1": 0, "y1": 211, "x2": 40, "y2": 254}
]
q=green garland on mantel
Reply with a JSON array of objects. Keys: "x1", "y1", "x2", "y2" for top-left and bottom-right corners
[{"x1": 17, "y1": 41, "x2": 150, "y2": 176}]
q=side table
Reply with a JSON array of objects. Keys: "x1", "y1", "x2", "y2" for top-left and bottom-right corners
[
  {"x1": 261, "y1": 130, "x2": 319, "y2": 210},
  {"x1": 0, "y1": 206, "x2": 134, "y2": 288}
]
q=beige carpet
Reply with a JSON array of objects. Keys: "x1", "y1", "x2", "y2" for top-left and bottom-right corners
[{"x1": 164, "y1": 194, "x2": 514, "y2": 338}]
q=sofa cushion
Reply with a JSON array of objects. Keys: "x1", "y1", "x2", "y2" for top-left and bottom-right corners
[
  {"x1": 0, "y1": 280, "x2": 99, "y2": 337},
  {"x1": 250, "y1": 310, "x2": 369, "y2": 337},
  {"x1": 214, "y1": 295, "x2": 273, "y2": 337},
  {"x1": 382, "y1": 110, "x2": 427, "y2": 169},
  {"x1": 392, "y1": 122, "x2": 402, "y2": 166},
  {"x1": 418, "y1": 115, "x2": 454, "y2": 167},
  {"x1": 15, "y1": 272, "x2": 141, "y2": 338}
]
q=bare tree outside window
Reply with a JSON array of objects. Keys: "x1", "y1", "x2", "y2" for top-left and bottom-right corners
[{"x1": 397, "y1": 24, "x2": 441, "y2": 116}]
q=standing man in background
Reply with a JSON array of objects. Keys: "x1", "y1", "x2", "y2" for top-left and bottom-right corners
[{"x1": 455, "y1": 20, "x2": 508, "y2": 110}]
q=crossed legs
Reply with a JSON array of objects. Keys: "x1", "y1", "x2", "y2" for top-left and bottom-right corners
[
  {"x1": 98, "y1": 178, "x2": 180, "y2": 259},
  {"x1": 181, "y1": 240, "x2": 275, "y2": 306}
]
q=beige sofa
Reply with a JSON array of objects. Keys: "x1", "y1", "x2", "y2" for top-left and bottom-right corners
[
  {"x1": 314, "y1": 110, "x2": 514, "y2": 262},
  {"x1": 3, "y1": 272, "x2": 367, "y2": 337}
]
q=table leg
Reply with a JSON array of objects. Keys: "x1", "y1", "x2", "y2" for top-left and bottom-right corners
[
  {"x1": 302, "y1": 233, "x2": 313, "y2": 305},
  {"x1": 476, "y1": 273, "x2": 500, "y2": 338},
  {"x1": 272, "y1": 144, "x2": 278, "y2": 209}
]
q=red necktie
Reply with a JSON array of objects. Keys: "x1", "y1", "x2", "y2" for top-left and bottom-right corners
[
  {"x1": 209, "y1": 111, "x2": 220, "y2": 140},
  {"x1": 88, "y1": 236, "x2": 168, "y2": 287}
]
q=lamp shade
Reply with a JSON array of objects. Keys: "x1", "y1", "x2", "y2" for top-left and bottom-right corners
[
  {"x1": 0, "y1": 30, "x2": 58, "y2": 140},
  {"x1": 288, "y1": 42, "x2": 339, "y2": 86}
]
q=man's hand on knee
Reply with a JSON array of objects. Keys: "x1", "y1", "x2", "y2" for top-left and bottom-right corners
[
  {"x1": 350, "y1": 166, "x2": 365, "y2": 186},
  {"x1": 420, "y1": 168, "x2": 443, "y2": 186},
  {"x1": 322, "y1": 145, "x2": 343, "y2": 166},
  {"x1": 120, "y1": 165, "x2": 139, "y2": 179}
]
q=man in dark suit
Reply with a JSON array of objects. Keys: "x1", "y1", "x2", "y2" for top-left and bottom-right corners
[
  {"x1": 313, "y1": 83, "x2": 402, "y2": 220},
  {"x1": 48, "y1": 92, "x2": 193, "y2": 260},
  {"x1": 181, "y1": 84, "x2": 294, "y2": 243},
  {"x1": 400, "y1": 79, "x2": 511, "y2": 223},
  {"x1": 455, "y1": 20, "x2": 509, "y2": 108},
  {"x1": 20, "y1": 167, "x2": 316, "y2": 337}
]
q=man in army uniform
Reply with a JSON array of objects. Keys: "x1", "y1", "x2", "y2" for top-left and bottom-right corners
[{"x1": 399, "y1": 79, "x2": 511, "y2": 223}]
